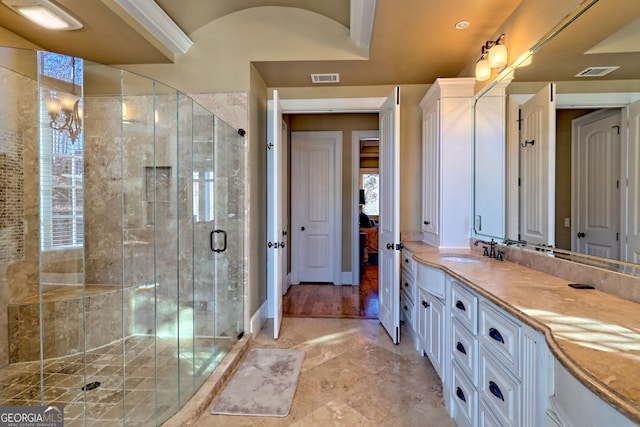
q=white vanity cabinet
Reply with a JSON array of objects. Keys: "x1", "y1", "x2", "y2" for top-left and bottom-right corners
[
  {"x1": 400, "y1": 248, "x2": 417, "y2": 342},
  {"x1": 420, "y1": 78, "x2": 476, "y2": 248},
  {"x1": 448, "y1": 277, "x2": 547, "y2": 426},
  {"x1": 416, "y1": 263, "x2": 447, "y2": 381}
]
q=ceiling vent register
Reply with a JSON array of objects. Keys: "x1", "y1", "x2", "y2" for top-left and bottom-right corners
[
  {"x1": 575, "y1": 66, "x2": 619, "y2": 77},
  {"x1": 311, "y1": 73, "x2": 340, "y2": 84}
]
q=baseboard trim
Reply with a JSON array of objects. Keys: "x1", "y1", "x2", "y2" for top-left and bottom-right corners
[
  {"x1": 341, "y1": 272, "x2": 354, "y2": 285},
  {"x1": 250, "y1": 300, "x2": 269, "y2": 334}
]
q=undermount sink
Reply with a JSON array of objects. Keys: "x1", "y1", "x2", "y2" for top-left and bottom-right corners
[{"x1": 440, "y1": 255, "x2": 482, "y2": 263}]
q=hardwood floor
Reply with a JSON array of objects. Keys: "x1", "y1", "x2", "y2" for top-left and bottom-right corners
[{"x1": 283, "y1": 265, "x2": 379, "y2": 319}]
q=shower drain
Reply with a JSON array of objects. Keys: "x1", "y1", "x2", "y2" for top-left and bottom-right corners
[{"x1": 82, "y1": 381, "x2": 101, "y2": 391}]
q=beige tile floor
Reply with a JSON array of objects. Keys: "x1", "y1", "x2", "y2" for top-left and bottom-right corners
[
  {"x1": 0, "y1": 336, "x2": 231, "y2": 426},
  {"x1": 194, "y1": 318, "x2": 456, "y2": 427}
]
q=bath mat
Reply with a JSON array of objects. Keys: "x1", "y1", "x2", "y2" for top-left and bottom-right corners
[{"x1": 210, "y1": 348, "x2": 304, "y2": 417}]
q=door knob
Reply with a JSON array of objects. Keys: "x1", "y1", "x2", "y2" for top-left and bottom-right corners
[
  {"x1": 301, "y1": 227, "x2": 305, "y2": 231},
  {"x1": 386, "y1": 243, "x2": 393, "y2": 250},
  {"x1": 577, "y1": 232, "x2": 585, "y2": 238}
]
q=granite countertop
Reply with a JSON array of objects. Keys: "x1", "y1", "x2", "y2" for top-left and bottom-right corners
[{"x1": 402, "y1": 241, "x2": 640, "y2": 424}]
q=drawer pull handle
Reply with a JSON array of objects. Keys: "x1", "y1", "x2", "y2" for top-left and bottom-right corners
[
  {"x1": 489, "y1": 381, "x2": 504, "y2": 401},
  {"x1": 404, "y1": 282, "x2": 409, "y2": 287},
  {"x1": 422, "y1": 300, "x2": 430, "y2": 308},
  {"x1": 456, "y1": 387, "x2": 466, "y2": 403},
  {"x1": 404, "y1": 258, "x2": 409, "y2": 263},
  {"x1": 489, "y1": 327, "x2": 504, "y2": 344},
  {"x1": 456, "y1": 342, "x2": 466, "y2": 355},
  {"x1": 455, "y1": 300, "x2": 466, "y2": 311},
  {"x1": 404, "y1": 305, "x2": 408, "y2": 311}
]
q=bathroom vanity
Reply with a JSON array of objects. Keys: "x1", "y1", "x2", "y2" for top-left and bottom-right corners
[{"x1": 400, "y1": 242, "x2": 640, "y2": 427}]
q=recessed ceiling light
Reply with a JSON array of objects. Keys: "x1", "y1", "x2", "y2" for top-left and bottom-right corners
[
  {"x1": 455, "y1": 20, "x2": 470, "y2": 30},
  {"x1": 2, "y1": 0, "x2": 83, "y2": 30}
]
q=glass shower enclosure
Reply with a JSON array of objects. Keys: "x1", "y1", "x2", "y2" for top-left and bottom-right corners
[{"x1": 0, "y1": 46, "x2": 245, "y2": 426}]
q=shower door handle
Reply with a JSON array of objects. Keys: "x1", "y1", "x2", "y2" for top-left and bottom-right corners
[{"x1": 210, "y1": 229, "x2": 228, "y2": 253}]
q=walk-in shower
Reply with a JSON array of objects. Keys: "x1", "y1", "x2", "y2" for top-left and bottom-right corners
[{"x1": 0, "y1": 46, "x2": 245, "y2": 425}]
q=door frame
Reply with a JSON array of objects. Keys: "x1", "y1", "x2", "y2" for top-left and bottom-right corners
[
  {"x1": 351, "y1": 130, "x2": 379, "y2": 285},
  {"x1": 291, "y1": 130, "x2": 343, "y2": 285},
  {"x1": 280, "y1": 97, "x2": 386, "y2": 286}
]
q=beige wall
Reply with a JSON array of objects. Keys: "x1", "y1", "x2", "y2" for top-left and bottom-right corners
[
  {"x1": 288, "y1": 113, "x2": 379, "y2": 271},
  {"x1": 248, "y1": 65, "x2": 268, "y2": 319}
]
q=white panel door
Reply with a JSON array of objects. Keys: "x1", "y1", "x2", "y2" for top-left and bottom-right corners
[
  {"x1": 378, "y1": 87, "x2": 401, "y2": 344},
  {"x1": 519, "y1": 84, "x2": 556, "y2": 246},
  {"x1": 291, "y1": 131, "x2": 342, "y2": 284},
  {"x1": 573, "y1": 110, "x2": 621, "y2": 259},
  {"x1": 627, "y1": 100, "x2": 640, "y2": 263},
  {"x1": 267, "y1": 90, "x2": 284, "y2": 339}
]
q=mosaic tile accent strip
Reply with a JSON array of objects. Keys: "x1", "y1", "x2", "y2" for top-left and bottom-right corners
[{"x1": 0, "y1": 128, "x2": 24, "y2": 262}]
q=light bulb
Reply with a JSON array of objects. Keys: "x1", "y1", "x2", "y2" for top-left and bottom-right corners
[
  {"x1": 58, "y1": 92, "x2": 79, "y2": 111},
  {"x1": 45, "y1": 95, "x2": 61, "y2": 114},
  {"x1": 488, "y1": 44, "x2": 508, "y2": 68},
  {"x1": 475, "y1": 59, "x2": 491, "y2": 81}
]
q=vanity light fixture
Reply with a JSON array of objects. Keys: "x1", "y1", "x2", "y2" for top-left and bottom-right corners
[
  {"x1": 2, "y1": 0, "x2": 83, "y2": 30},
  {"x1": 475, "y1": 34, "x2": 508, "y2": 81}
]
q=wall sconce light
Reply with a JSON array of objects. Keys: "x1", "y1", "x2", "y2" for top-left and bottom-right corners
[
  {"x1": 45, "y1": 57, "x2": 82, "y2": 142},
  {"x1": 475, "y1": 34, "x2": 508, "y2": 81}
]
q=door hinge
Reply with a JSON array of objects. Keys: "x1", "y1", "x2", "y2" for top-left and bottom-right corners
[
  {"x1": 518, "y1": 109, "x2": 522, "y2": 131},
  {"x1": 617, "y1": 180, "x2": 620, "y2": 189},
  {"x1": 616, "y1": 232, "x2": 619, "y2": 241},
  {"x1": 518, "y1": 178, "x2": 521, "y2": 187}
]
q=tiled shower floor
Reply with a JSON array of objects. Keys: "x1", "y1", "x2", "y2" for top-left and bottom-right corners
[{"x1": 0, "y1": 336, "x2": 232, "y2": 426}]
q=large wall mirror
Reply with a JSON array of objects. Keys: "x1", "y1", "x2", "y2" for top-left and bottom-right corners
[{"x1": 474, "y1": 0, "x2": 640, "y2": 275}]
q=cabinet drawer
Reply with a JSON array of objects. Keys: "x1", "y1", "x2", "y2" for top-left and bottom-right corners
[
  {"x1": 450, "y1": 279, "x2": 478, "y2": 334},
  {"x1": 401, "y1": 249, "x2": 417, "y2": 275},
  {"x1": 400, "y1": 269, "x2": 415, "y2": 303},
  {"x1": 451, "y1": 361, "x2": 477, "y2": 427},
  {"x1": 479, "y1": 401, "x2": 502, "y2": 427},
  {"x1": 417, "y1": 263, "x2": 445, "y2": 298},
  {"x1": 401, "y1": 290, "x2": 414, "y2": 326},
  {"x1": 479, "y1": 348, "x2": 521, "y2": 427},
  {"x1": 479, "y1": 301, "x2": 521, "y2": 375},
  {"x1": 452, "y1": 318, "x2": 478, "y2": 384}
]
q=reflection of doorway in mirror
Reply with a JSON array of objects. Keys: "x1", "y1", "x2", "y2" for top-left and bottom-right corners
[{"x1": 571, "y1": 109, "x2": 622, "y2": 260}]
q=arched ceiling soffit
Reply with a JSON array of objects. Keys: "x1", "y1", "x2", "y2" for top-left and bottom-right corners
[
  {"x1": 155, "y1": 0, "x2": 350, "y2": 36},
  {"x1": 121, "y1": 6, "x2": 365, "y2": 93}
]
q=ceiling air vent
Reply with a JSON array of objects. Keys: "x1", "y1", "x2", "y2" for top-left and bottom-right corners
[
  {"x1": 575, "y1": 66, "x2": 619, "y2": 77},
  {"x1": 311, "y1": 73, "x2": 340, "y2": 84}
]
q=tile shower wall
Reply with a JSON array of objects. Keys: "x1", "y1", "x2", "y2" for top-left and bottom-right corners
[{"x1": 0, "y1": 64, "x2": 38, "y2": 368}]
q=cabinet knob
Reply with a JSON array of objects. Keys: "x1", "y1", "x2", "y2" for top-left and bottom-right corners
[
  {"x1": 456, "y1": 387, "x2": 466, "y2": 403},
  {"x1": 404, "y1": 282, "x2": 409, "y2": 287},
  {"x1": 423, "y1": 220, "x2": 431, "y2": 225}
]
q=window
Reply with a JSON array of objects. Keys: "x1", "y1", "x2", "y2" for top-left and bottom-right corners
[
  {"x1": 39, "y1": 52, "x2": 84, "y2": 250},
  {"x1": 192, "y1": 169, "x2": 214, "y2": 222},
  {"x1": 360, "y1": 170, "x2": 379, "y2": 216}
]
